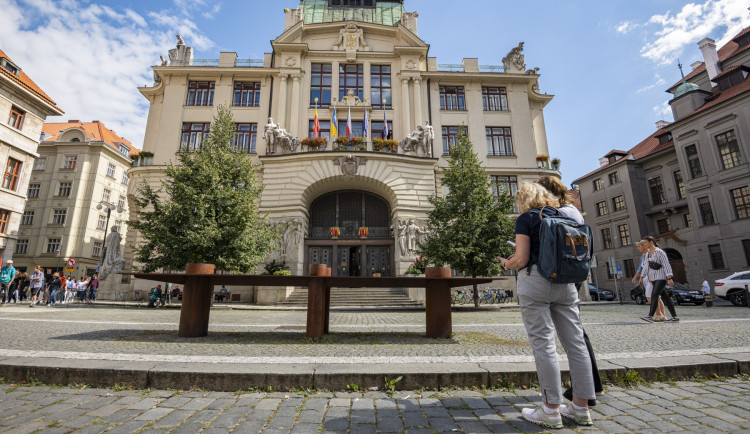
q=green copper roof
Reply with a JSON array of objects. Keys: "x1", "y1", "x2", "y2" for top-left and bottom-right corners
[{"x1": 300, "y1": 0, "x2": 404, "y2": 26}]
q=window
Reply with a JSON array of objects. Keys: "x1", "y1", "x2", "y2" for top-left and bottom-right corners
[
  {"x1": 46, "y1": 238, "x2": 61, "y2": 254},
  {"x1": 117, "y1": 195, "x2": 126, "y2": 210},
  {"x1": 486, "y1": 127, "x2": 514, "y2": 156},
  {"x1": 310, "y1": 64, "x2": 332, "y2": 107},
  {"x1": 118, "y1": 144, "x2": 130, "y2": 156},
  {"x1": 57, "y1": 182, "x2": 72, "y2": 197},
  {"x1": 370, "y1": 65, "x2": 391, "y2": 109},
  {"x1": 490, "y1": 175, "x2": 518, "y2": 198},
  {"x1": 52, "y1": 209, "x2": 67, "y2": 225},
  {"x1": 593, "y1": 179, "x2": 603, "y2": 191},
  {"x1": 0, "y1": 209, "x2": 9, "y2": 233},
  {"x1": 14, "y1": 239, "x2": 28, "y2": 254},
  {"x1": 97, "y1": 215, "x2": 106, "y2": 230},
  {"x1": 63, "y1": 155, "x2": 77, "y2": 170},
  {"x1": 114, "y1": 220, "x2": 123, "y2": 232},
  {"x1": 122, "y1": 173, "x2": 129, "y2": 185},
  {"x1": 371, "y1": 121, "x2": 392, "y2": 140},
  {"x1": 185, "y1": 81, "x2": 215, "y2": 106},
  {"x1": 612, "y1": 195, "x2": 625, "y2": 212},
  {"x1": 92, "y1": 241, "x2": 103, "y2": 258},
  {"x1": 685, "y1": 144, "x2": 703, "y2": 178},
  {"x1": 2, "y1": 158, "x2": 22, "y2": 191},
  {"x1": 731, "y1": 186, "x2": 750, "y2": 220},
  {"x1": 232, "y1": 123, "x2": 257, "y2": 153},
  {"x1": 698, "y1": 196, "x2": 715, "y2": 225},
  {"x1": 608, "y1": 172, "x2": 620, "y2": 185},
  {"x1": 21, "y1": 211, "x2": 34, "y2": 225},
  {"x1": 8, "y1": 106, "x2": 25, "y2": 129},
  {"x1": 339, "y1": 64, "x2": 364, "y2": 102},
  {"x1": 618, "y1": 224, "x2": 631, "y2": 246},
  {"x1": 102, "y1": 189, "x2": 111, "y2": 203},
  {"x1": 329, "y1": 0, "x2": 375, "y2": 5},
  {"x1": 439, "y1": 86, "x2": 466, "y2": 111},
  {"x1": 648, "y1": 177, "x2": 666, "y2": 205},
  {"x1": 482, "y1": 87, "x2": 508, "y2": 111},
  {"x1": 684, "y1": 213, "x2": 692, "y2": 228},
  {"x1": 601, "y1": 228, "x2": 613, "y2": 249},
  {"x1": 716, "y1": 130, "x2": 743, "y2": 170},
  {"x1": 441, "y1": 126, "x2": 463, "y2": 154},
  {"x1": 106, "y1": 163, "x2": 116, "y2": 178},
  {"x1": 716, "y1": 70, "x2": 747, "y2": 91},
  {"x1": 27, "y1": 183, "x2": 40, "y2": 198},
  {"x1": 180, "y1": 123, "x2": 210, "y2": 152},
  {"x1": 673, "y1": 171, "x2": 685, "y2": 199},
  {"x1": 33, "y1": 158, "x2": 46, "y2": 171},
  {"x1": 708, "y1": 244, "x2": 725, "y2": 269},
  {"x1": 233, "y1": 81, "x2": 261, "y2": 107},
  {"x1": 336, "y1": 120, "x2": 364, "y2": 137},
  {"x1": 657, "y1": 218, "x2": 671, "y2": 234},
  {"x1": 309, "y1": 120, "x2": 331, "y2": 140},
  {"x1": 623, "y1": 259, "x2": 635, "y2": 278},
  {"x1": 596, "y1": 201, "x2": 608, "y2": 216}
]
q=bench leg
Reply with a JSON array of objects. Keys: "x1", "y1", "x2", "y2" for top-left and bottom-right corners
[
  {"x1": 306, "y1": 277, "x2": 327, "y2": 339},
  {"x1": 425, "y1": 280, "x2": 452, "y2": 338},
  {"x1": 179, "y1": 264, "x2": 215, "y2": 337}
]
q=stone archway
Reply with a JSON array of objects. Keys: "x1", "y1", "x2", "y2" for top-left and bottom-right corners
[{"x1": 663, "y1": 248, "x2": 687, "y2": 284}]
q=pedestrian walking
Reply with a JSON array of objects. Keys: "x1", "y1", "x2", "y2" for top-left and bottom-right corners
[
  {"x1": 497, "y1": 183, "x2": 595, "y2": 429},
  {"x1": 633, "y1": 241, "x2": 666, "y2": 321},
  {"x1": 16, "y1": 273, "x2": 29, "y2": 302},
  {"x1": 640, "y1": 236, "x2": 679, "y2": 323},
  {"x1": 702, "y1": 276, "x2": 712, "y2": 307},
  {"x1": 47, "y1": 273, "x2": 62, "y2": 306},
  {"x1": 89, "y1": 275, "x2": 99, "y2": 301},
  {"x1": 28, "y1": 266, "x2": 44, "y2": 307},
  {"x1": 0, "y1": 259, "x2": 17, "y2": 306},
  {"x1": 77, "y1": 277, "x2": 88, "y2": 301}
]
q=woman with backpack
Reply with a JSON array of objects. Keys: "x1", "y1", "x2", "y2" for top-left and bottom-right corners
[
  {"x1": 640, "y1": 236, "x2": 679, "y2": 322},
  {"x1": 498, "y1": 183, "x2": 595, "y2": 429}
]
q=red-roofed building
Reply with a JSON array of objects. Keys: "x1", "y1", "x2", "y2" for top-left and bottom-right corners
[
  {"x1": 1, "y1": 47, "x2": 64, "y2": 265},
  {"x1": 13, "y1": 120, "x2": 133, "y2": 284}
]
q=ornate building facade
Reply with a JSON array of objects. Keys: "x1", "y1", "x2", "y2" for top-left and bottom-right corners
[{"x1": 127, "y1": 0, "x2": 558, "y2": 301}]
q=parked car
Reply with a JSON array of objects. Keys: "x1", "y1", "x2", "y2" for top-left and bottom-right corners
[
  {"x1": 714, "y1": 271, "x2": 750, "y2": 306},
  {"x1": 668, "y1": 283, "x2": 704, "y2": 306},
  {"x1": 630, "y1": 285, "x2": 647, "y2": 305},
  {"x1": 589, "y1": 284, "x2": 615, "y2": 301}
]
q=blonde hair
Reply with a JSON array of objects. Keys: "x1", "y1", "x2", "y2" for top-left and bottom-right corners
[
  {"x1": 515, "y1": 182, "x2": 560, "y2": 213},
  {"x1": 536, "y1": 176, "x2": 572, "y2": 205}
]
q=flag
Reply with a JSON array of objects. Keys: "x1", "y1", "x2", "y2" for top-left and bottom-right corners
[
  {"x1": 331, "y1": 105, "x2": 338, "y2": 137},
  {"x1": 383, "y1": 110, "x2": 389, "y2": 139},
  {"x1": 346, "y1": 105, "x2": 352, "y2": 138},
  {"x1": 313, "y1": 106, "x2": 320, "y2": 138},
  {"x1": 363, "y1": 107, "x2": 368, "y2": 138}
]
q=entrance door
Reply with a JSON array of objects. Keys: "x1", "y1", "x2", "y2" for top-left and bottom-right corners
[
  {"x1": 367, "y1": 247, "x2": 390, "y2": 277},
  {"x1": 308, "y1": 247, "x2": 332, "y2": 269},
  {"x1": 337, "y1": 246, "x2": 362, "y2": 276}
]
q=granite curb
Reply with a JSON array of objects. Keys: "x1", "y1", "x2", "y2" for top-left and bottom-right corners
[{"x1": 1, "y1": 353, "x2": 747, "y2": 392}]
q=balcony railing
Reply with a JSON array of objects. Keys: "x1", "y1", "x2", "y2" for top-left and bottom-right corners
[
  {"x1": 188, "y1": 59, "x2": 264, "y2": 67},
  {"x1": 436, "y1": 64, "x2": 505, "y2": 73}
]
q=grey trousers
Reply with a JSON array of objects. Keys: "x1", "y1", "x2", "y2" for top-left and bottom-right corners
[{"x1": 517, "y1": 268, "x2": 596, "y2": 404}]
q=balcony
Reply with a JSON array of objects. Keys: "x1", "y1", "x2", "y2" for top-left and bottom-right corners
[{"x1": 188, "y1": 59, "x2": 264, "y2": 68}]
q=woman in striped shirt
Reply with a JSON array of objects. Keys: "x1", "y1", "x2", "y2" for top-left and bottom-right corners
[{"x1": 640, "y1": 236, "x2": 679, "y2": 322}]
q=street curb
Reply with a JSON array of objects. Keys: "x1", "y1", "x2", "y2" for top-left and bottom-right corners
[{"x1": 0, "y1": 354, "x2": 747, "y2": 392}]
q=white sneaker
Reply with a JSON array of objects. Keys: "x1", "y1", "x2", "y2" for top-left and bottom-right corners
[
  {"x1": 560, "y1": 404, "x2": 593, "y2": 426},
  {"x1": 521, "y1": 406, "x2": 563, "y2": 429}
]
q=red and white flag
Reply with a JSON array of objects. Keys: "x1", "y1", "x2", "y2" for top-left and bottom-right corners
[{"x1": 346, "y1": 105, "x2": 352, "y2": 138}]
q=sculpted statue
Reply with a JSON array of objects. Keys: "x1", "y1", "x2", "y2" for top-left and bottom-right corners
[
  {"x1": 502, "y1": 42, "x2": 526, "y2": 72},
  {"x1": 400, "y1": 122, "x2": 434, "y2": 157},
  {"x1": 176, "y1": 34, "x2": 185, "y2": 46},
  {"x1": 100, "y1": 226, "x2": 125, "y2": 281},
  {"x1": 263, "y1": 117, "x2": 299, "y2": 154},
  {"x1": 406, "y1": 219, "x2": 428, "y2": 254},
  {"x1": 168, "y1": 34, "x2": 193, "y2": 66},
  {"x1": 334, "y1": 154, "x2": 366, "y2": 175},
  {"x1": 397, "y1": 219, "x2": 408, "y2": 257},
  {"x1": 281, "y1": 218, "x2": 303, "y2": 258}
]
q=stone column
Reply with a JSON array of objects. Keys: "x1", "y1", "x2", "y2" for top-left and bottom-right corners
[
  {"x1": 401, "y1": 77, "x2": 411, "y2": 139},
  {"x1": 290, "y1": 75, "x2": 301, "y2": 136},
  {"x1": 413, "y1": 77, "x2": 423, "y2": 127},
  {"x1": 331, "y1": 61, "x2": 340, "y2": 105},
  {"x1": 278, "y1": 74, "x2": 288, "y2": 127}
]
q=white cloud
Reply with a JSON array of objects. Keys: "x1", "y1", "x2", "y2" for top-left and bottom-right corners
[
  {"x1": 616, "y1": 20, "x2": 641, "y2": 34},
  {"x1": 653, "y1": 101, "x2": 674, "y2": 121},
  {"x1": 636, "y1": 74, "x2": 667, "y2": 93},
  {"x1": 0, "y1": 0, "x2": 214, "y2": 149},
  {"x1": 634, "y1": 0, "x2": 750, "y2": 64}
]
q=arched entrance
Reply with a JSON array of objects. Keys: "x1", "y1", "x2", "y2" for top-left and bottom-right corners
[
  {"x1": 664, "y1": 248, "x2": 687, "y2": 284},
  {"x1": 306, "y1": 191, "x2": 393, "y2": 276}
]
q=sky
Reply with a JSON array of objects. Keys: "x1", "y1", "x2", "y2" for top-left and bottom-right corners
[{"x1": 1, "y1": 0, "x2": 749, "y2": 186}]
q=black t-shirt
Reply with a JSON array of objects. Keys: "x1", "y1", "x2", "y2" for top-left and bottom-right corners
[{"x1": 515, "y1": 207, "x2": 560, "y2": 264}]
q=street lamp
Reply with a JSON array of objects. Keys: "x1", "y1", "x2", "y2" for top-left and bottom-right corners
[
  {"x1": 97, "y1": 202, "x2": 122, "y2": 267},
  {"x1": 55, "y1": 238, "x2": 63, "y2": 274}
]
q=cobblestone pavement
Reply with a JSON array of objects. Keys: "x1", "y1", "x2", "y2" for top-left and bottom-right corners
[
  {"x1": 0, "y1": 302, "x2": 748, "y2": 363},
  {"x1": 0, "y1": 378, "x2": 748, "y2": 433}
]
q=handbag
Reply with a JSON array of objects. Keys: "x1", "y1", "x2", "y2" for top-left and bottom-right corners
[{"x1": 648, "y1": 260, "x2": 662, "y2": 270}]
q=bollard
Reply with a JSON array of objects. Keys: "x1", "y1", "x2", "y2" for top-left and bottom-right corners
[{"x1": 746, "y1": 285, "x2": 749, "y2": 309}]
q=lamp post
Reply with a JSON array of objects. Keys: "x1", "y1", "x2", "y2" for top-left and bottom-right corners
[
  {"x1": 55, "y1": 239, "x2": 63, "y2": 274},
  {"x1": 97, "y1": 202, "x2": 122, "y2": 267}
]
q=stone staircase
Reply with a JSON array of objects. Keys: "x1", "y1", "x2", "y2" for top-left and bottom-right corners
[{"x1": 277, "y1": 287, "x2": 423, "y2": 307}]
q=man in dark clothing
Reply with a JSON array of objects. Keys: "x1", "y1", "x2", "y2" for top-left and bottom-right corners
[{"x1": 89, "y1": 275, "x2": 99, "y2": 300}]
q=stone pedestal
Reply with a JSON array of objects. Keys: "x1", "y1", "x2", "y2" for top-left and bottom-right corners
[{"x1": 256, "y1": 286, "x2": 295, "y2": 305}]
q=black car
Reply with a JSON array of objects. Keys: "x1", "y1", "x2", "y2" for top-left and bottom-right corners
[
  {"x1": 630, "y1": 283, "x2": 704, "y2": 305},
  {"x1": 589, "y1": 284, "x2": 615, "y2": 301}
]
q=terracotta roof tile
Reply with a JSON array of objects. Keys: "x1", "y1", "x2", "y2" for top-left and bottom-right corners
[
  {"x1": 0, "y1": 47, "x2": 61, "y2": 111},
  {"x1": 42, "y1": 121, "x2": 135, "y2": 157}
]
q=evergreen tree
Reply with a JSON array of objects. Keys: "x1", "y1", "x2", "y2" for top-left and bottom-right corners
[
  {"x1": 131, "y1": 104, "x2": 278, "y2": 272},
  {"x1": 420, "y1": 128, "x2": 516, "y2": 306}
]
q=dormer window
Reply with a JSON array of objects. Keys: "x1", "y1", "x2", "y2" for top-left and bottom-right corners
[
  {"x1": 714, "y1": 68, "x2": 748, "y2": 92},
  {"x1": 734, "y1": 32, "x2": 750, "y2": 48},
  {"x1": 0, "y1": 58, "x2": 20, "y2": 77},
  {"x1": 658, "y1": 133, "x2": 673, "y2": 146}
]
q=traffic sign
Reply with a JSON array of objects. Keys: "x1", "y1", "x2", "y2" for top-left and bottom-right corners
[
  {"x1": 65, "y1": 268, "x2": 75, "y2": 273},
  {"x1": 67, "y1": 258, "x2": 77, "y2": 267},
  {"x1": 616, "y1": 264, "x2": 622, "y2": 272}
]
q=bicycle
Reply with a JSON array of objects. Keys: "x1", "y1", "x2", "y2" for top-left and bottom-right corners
[{"x1": 452, "y1": 289, "x2": 469, "y2": 305}]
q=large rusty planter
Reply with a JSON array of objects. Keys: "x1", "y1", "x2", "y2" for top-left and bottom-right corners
[
  {"x1": 425, "y1": 266, "x2": 452, "y2": 338},
  {"x1": 178, "y1": 263, "x2": 215, "y2": 338}
]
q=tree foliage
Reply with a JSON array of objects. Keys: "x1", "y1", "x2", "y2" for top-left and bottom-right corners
[
  {"x1": 130, "y1": 104, "x2": 278, "y2": 272},
  {"x1": 420, "y1": 128, "x2": 516, "y2": 279}
]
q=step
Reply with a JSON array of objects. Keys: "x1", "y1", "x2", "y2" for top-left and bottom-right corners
[{"x1": 277, "y1": 287, "x2": 423, "y2": 307}]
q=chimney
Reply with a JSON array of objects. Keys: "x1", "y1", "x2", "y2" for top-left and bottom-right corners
[
  {"x1": 655, "y1": 120, "x2": 670, "y2": 130},
  {"x1": 598, "y1": 157, "x2": 609, "y2": 167},
  {"x1": 68, "y1": 120, "x2": 80, "y2": 123},
  {"x1": 698, "y1": 38, "x2": 720, "y2": 86},
  {"x1": 690, "y1": 61, "x2": 702, "y2": 71}
]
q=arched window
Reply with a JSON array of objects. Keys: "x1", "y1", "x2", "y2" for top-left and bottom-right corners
[{"x1": 309, "y1": 191, "x2": 390, "y2": 239}]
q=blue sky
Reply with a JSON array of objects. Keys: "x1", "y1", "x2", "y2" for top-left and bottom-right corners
[{"x1": 2, "y1": 0, "x2": 749, "y2": 186}]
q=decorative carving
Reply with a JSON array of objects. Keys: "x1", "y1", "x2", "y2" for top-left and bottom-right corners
[
  {"x1": 406, "y1": 59, "x2": 417, "y2": 69},
  {"x1": 341, "y1": 88, "x2": 362, "y2": 106},
  {"x1": 333, "y1": 22, "x2": 370, "y2": 61},
  {"x1": 525, "y1": 67, "x2": 539, "y2": 74},
  {"x1": 398, "y1": 218, "x2": 430, "y2": 257},
  {"x1": 285, "y1": 56, "x2": 297, "y2": 67},
  {"x1": 263, "y1": 117, "x2": 300, "y2": 155},
  {"x1": 502, "y1": 42, "x2": 526, "y2": 72},
  {"x1": 100, "y1": 226, "x2": 125, "y2": 281},
  {"x1": 281, "y1": 218, "x2": 304, "y2": 258},
  {"x1": 400, "y1": 122, "x2": 434, "y2": 157},
  {"x1": 334, "y1": 155, "x2": 366, "y2": 175},
  {"x1": 168, "y1": 34, "x2": 193, "y2": 67}
]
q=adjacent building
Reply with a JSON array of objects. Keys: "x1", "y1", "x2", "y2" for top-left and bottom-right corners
[
  {"x1": 0, "y1": 48, "x2": 64, "y2": 263},
  {"x1": 13, "y1": 121, "x2": 134, "y2": 288},
  {"x1": 127, "y1": 0, "x2": 559, "y2": 301},
  {"x1": 574, "y1": 26, "x2": 750, "y2": 295}
]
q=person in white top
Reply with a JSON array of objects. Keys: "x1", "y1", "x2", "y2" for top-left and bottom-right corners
[{"x1": 640, "y1": 236, "x2": 679, "y2": 322}]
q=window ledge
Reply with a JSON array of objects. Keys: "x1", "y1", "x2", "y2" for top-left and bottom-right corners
[
  {"x1": 184, "y1": 104, "x2": 214, "y2": 108},
  {"x1": 440, "y1": 109, "x2": 468, "y2": 112},
  {"x1": 483, "y1": 110, "x2": 510, "y2": 113},
  {"x1": 487, "y1": 154, "x2": 517, "y2": 158}
]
